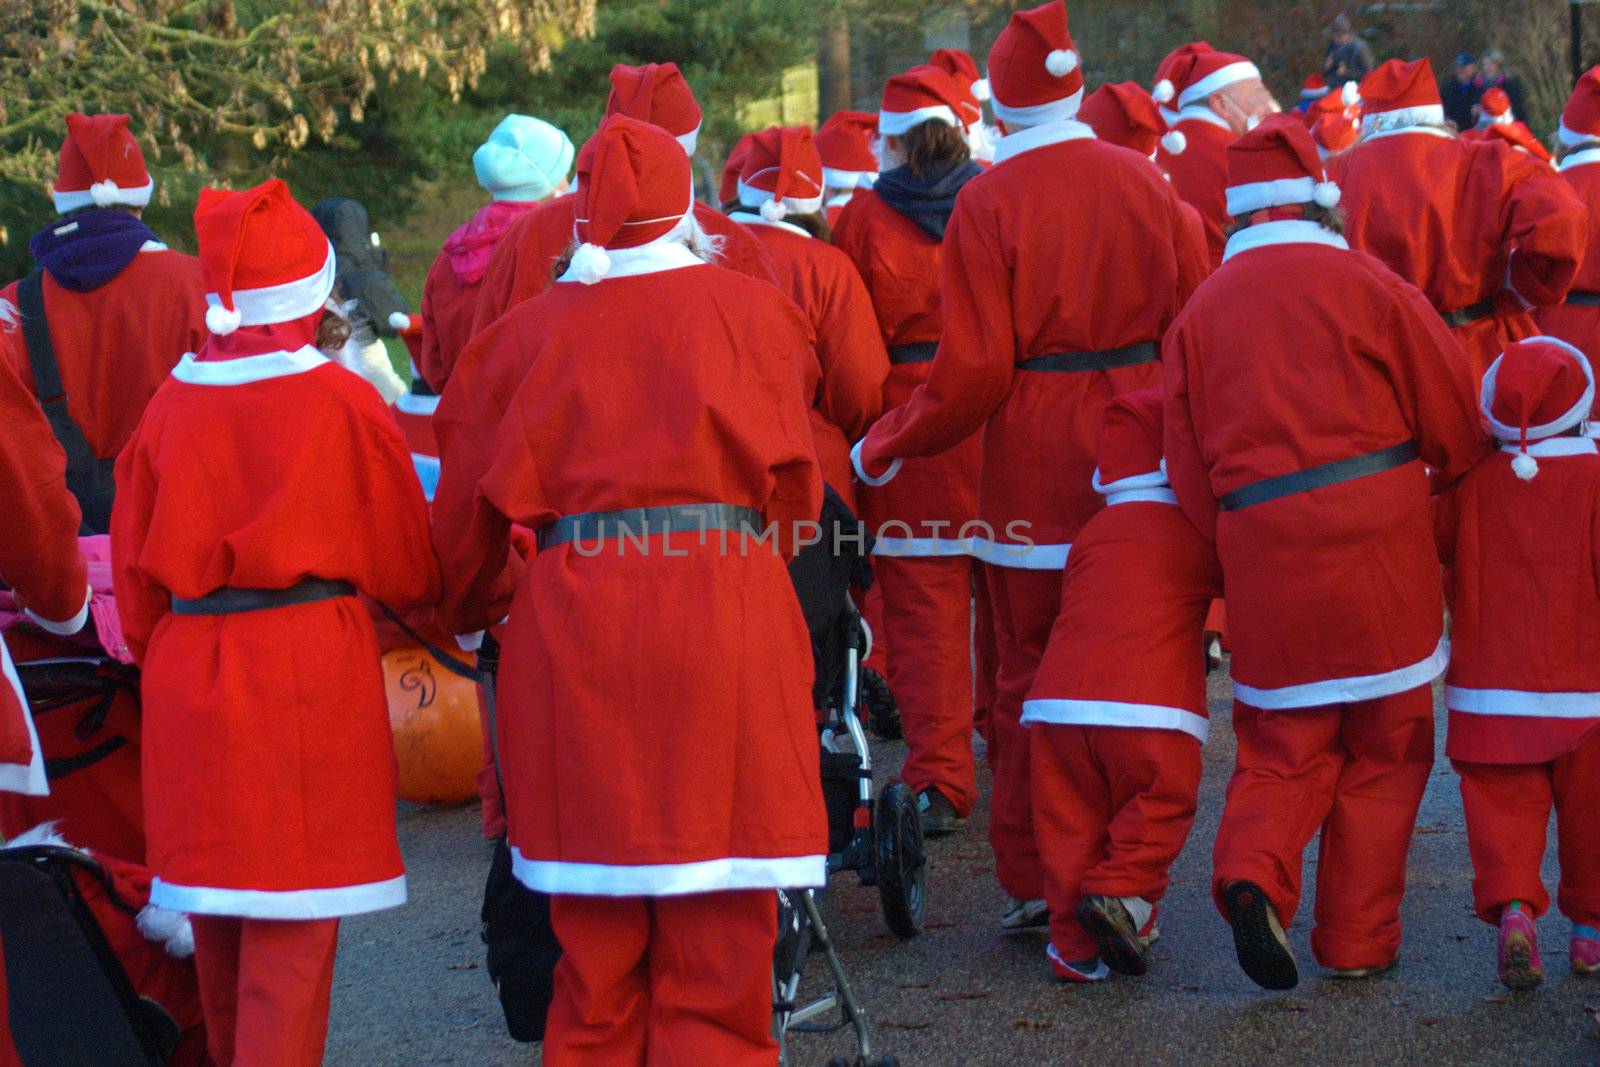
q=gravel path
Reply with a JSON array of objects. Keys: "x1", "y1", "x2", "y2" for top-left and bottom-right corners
[{"x1": 326, "y1": 668, "x2": 1599, "y2": 1065}]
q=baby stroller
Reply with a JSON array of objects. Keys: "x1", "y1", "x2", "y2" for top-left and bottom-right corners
[{"x1": 775, "y1": 485, "x2": 925, "y2": 1067}]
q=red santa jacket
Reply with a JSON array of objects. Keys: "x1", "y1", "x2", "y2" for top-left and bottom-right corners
[
  {"x1": 417, "y1": 200, "x2": 537, "y2": 393},
  {"x1": 1157, "y1": 110, "x2": 1236, "y2": 267},
  {"x1": 1022, "y1": 476, "x2": 1222, "y2": 742},
  {"x1": 1164, "y1": 220, "x2": 1486, "y2": 707},
  {"x1": 1533, "y1": 148, "x2": 1600, "y2": 405},
  {"x1": 1, "y1": 247, "x2": 206, "y2": 460},
  {"x1": 432, "y1": 249, "x2": 827, "y2": 896},
  {"x1": 1438, "y1": 438, "x2": 1600, "y2": 764},
  {"x1": 0, "y1": 348, "x2": 87, "y2": 796},
  {"x1": 733, "y1": 215, "x2": 888, "y2": 510},
  {"x1": 833, "y1": 187, "x2": 980, "y2": 555},
  {"x1": 1330, "y1": 128, "x2": 1587, "y2": 377},
  {"x1": 110, "y1": 347, "x2": 439, "y2": 918},
  {"x1": 469, "y1": 195, "x2": 780, "y2": 336},
  {"x1": 858, "y1": 122, "x2": 1208, "y2": 569}
]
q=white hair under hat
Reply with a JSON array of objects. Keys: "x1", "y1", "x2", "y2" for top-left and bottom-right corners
[{"x1": 472, "y1": 115, "x2": 576, "y2": 202}]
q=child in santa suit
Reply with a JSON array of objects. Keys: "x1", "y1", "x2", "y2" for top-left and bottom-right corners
[
  {"x1": 110, "y1": 178, "x2": 439, "y2": 1066},
  {"x1": 831, "y1": 65, "x2": 985, "y2": 835},
  {"x1": 1436, "y1": 336, "x2": 1600, "y2": 990},
  {"x1": 1330, "y1": 58, "x2": 1586, "y2": 379},
  {"x1": 855, "y1": 0, "x2": 1206, "y2": 929},
  {"x1": 1536, "y1": 67, "x2": 1600, "y2": 391},
  {"x1": 729, "y1": 123, "x2": 889, "y2": 511},
  {"x1": 470, "y1": 62, "x2": 778, "y2": 335},
  {"x1": 432, "y1": 115, "x2": 826, "y2": 1065},
  {"x1": 1164, "y1": 114, "x2": 1485, "y2": 990},
  {"x1": 1024, "y1": 386, "x2": 1220, "y2": 983}
]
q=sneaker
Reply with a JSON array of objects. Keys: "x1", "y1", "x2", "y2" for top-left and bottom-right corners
[
  {"x1": 1047, "y1": 942, "x2": 1109, "y2": 983},
  {"x1": 1573, "y1": 925, "x2": 1600, "y2": 975},
  {"x1": 862, "y1": 668, "x2": 902, "y2": 741},
  {"x1": 1497, "y1": 903, "x2": 1544, "y2": 990},
  {"x1": 1075, "y1": 895, "x2": 1154, "y2": 977},
  {"x1": 1001, "y1": 897, "x2": 1050, "y2": 930},
  {"x1": 1222, "y1": 880, "x2": 1298, "y2": 991},
  {"x1": 916, "y1": 789, "x2": 966, "y2": 837},
  {"x1": 1327, "y1": 960, "x2": 1396, "y2": 980}
]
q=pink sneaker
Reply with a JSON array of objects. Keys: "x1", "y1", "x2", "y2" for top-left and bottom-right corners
[
  {"x1": 1497, "y1": 905, "x2": 1544, "y2": 991},
  {"x1": 1572, "y1": 925, "x2": 1600, "y2": 975},
  {"x1": 1047, "y1": 942, "x2": 1109, "y2": 983}
]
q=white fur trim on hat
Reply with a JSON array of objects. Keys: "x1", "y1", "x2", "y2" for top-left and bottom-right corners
[
  {"x1": 1152, "y1": 80, "x2": 1176, "y2": 104},
  {"x1": 990, "y1": 85, "x2": 1086, "y2": 128},
  {"x1": 1480, "y1": 335, "x2": 1597, "y2": 445},
  {"x1": 53, "y1": 179, "x2": 154, "y2": 214},
  {"x1": 878, "y1": 105, "x2": 962, "y2": 137},
  {"x1": 1363, "y1": 103, "x2": 1445, "y2": 127},
  {"x1": 736, "y1": 175, "x2": 825, "y2": 218},
  {"x1": 1046, "y1": 49, "x2": 1079, "y2": 78},
  {"x1": 821, "y1": 167, "x2": 877, "y2": 191},
  {"x1": 675, "y1": 125, "x2": 702, "y2": 157},
  {"x1": 1177, "y1": 61, "x2": 1262, "y2": 110},
  {"x1": 1161, "y1": 130, "x2": 1187, "y2": 155},
  {"x1": 204, "y1": 242, "x2": 337, "y2": 334},
  {"x1": 1559, "y1": 120, "x2": 1600, "y2": 148},
  {"x1": 1225, "y1": 175, "x2": 1329, "y2": 216}
]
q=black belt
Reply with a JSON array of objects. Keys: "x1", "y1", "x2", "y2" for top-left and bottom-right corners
[
  {"x1": 170, "y1": 578, "x2": 357, "y2": 615},
  {"x1": 1439, "y1": 298, "x2": 1497, "y2": 329},
  {"x1": 537, "y1": 503, "x2": 763, "y2": 551},
  {"x1": 1219, "y1": 442, "x2": 1421, "y2": 512},
  {"x1": 1566, "y1": 290, "x2": 1600, "y2": 308},
  {"x1": 1018, "y1": 341, "x2": 1158, "y2": 374},
  {"x1": 887, "y1": 342, "x2": 938, "y2": 365}
]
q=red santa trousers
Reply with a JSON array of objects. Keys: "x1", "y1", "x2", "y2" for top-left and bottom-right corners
[
  {"x1": 544, "y1": 889, "x2": 776, "y2": 1067},
  {"x1": 972, "y1": 563, "x2": 998, "y2": 749},
  {"x1": 985, "y1": 565, "x2": 1060, "y2": 901},
  {"x1": 1032, "y1": 723, "x2": 1202, "y2": 961},
  {"x1": 1453, "y1": 729, "x2": 1600, "y2": 927},
  {"x1": 189, "y1": 916, "x2": 339, "y2": 1067},
  {"x1": 876, "y1": 554, "x2": 978, "y2": 816},
  {"x1": 1211, "y1": 685, "x2": 1434, "y2": 970}
]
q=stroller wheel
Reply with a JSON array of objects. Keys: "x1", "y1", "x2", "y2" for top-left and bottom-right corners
[
  {"x1": 874, "y1": 781, "x2": 926, "y2": 938},
  {"x1": 862, "y1": 668, "x2": 903, "y2": 741}
]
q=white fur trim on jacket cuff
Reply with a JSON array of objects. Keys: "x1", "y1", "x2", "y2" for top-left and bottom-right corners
[
  {"x1": 511, "y1": 846, "x2": 826, "y2": 896},
  {"x1": 23, "y1": 585, "x2": 92, "y2": 636},
  {"x1": 851, "y1": 438, "x2": 902, "y2": 486}
]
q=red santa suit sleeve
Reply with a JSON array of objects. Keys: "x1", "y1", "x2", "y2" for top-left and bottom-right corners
[
  {"x1": 1534, "y1": 152, "x2": 1600, "y2": 403},
  {"x1": 417, "y1": 249, "x2": 475, "y2": 393}
]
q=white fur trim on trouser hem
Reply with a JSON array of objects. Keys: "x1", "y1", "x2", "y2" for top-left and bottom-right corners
[
  {"x1": 1020, "y1": 699, "x2": 1209, "y2": 742},
  {"x1": 967, "y1": 538, "x2": 1070, "y2": 570},
  {"x1": 1231, "y1": 637, "x2": 1448, "y2": 710},
  {"x1": 0, "y1": 638, "x2": 47, "y2": 796},
  {"x1": 22, "y1": 585, "x2": 91, "y2": 636},
  {"x1": 149, "y1": 874, "x2": 407, "y2": 919},
  {"x1": 1445, "y1": 686, "x2": 1600, "y2": 718},
  {"x1": 510, "y1": 847, "x2": 826, "y2": 896}
]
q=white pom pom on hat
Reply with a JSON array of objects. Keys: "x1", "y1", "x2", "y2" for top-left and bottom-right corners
[
  {"x1": 1341, "y1": 81, "x2": 1361, "y2": 107},
  {"x1": 760, "y1": 198, "x2": 787, "y2": 222},
  {"x1": 972, "y1": 77, "x2": 992, "y2": 102},
  {"x1": 89, "y1": 180, "x2": 121, "y2": 208},
  {"x1": 1152, "y1": 80, "x2": 1176, "y2": 104},
  {"x1": 1046, "y1": 49, "x2": 1079, "y2": 78},
  {"x1": 1312, "y1": 181, "x2": 1341, "y2": 208},
  {"x1": 569, "y1": 242, "x2": 611, "y2": 285},
  {"x1": 1161, "y1": 130, "x2": 1187, "y2": 155},
  {"x1": 388, "y1": 311, "x2": 412, "y2": 331},
  {"x1": 1511, "y1": 452, "x2": 1539, "y2": 480},
  {"x1": 206, "y1": 304, "x2": 242, "y2": 335}
]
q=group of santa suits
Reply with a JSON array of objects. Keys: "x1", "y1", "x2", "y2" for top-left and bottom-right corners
[{"x1": 431, "y1": 114, "x2": 826, "y2": 1064}]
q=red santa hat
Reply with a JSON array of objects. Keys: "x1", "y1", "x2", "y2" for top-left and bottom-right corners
[
  {"x1": 1300, "y1": 74, "x2": 1329, "y2": 101},
  {"x1": 1357, "y1": 58, "x2": 1443, "y2": 127},
  {"x1": 1158, "y1": 46, "x2": 1261, "y2": 113},
  {"x1": 604, "y1": 63, "x2": 704, "y2": 156},
  {"x1": 1469, "y1": 122, "x2": 1553, "y2": 164},
  {"x1": 569, "y1": 115, "x2": 694, "y2": 284},
  {"x1": 194, "y1": 178, "x2": 335, "y2": 336},
  {"x1": 53, "y1": 114, "x2": 153, "y2": 214},
  {"x1": 1224, "y1": 113, "x2": 1341, "y2": 216},
  {"x1": 1478, "y1": 86, "x2": 1514, "y2": 126},
  {"x1": 815, "y1": 110, "x2": 880, "y2": 190},
  {"x1": 737, "y1": 125, "x2": 825, "y2": 222},
  {"x1": 879, "y1": 65, "x2": 972, "y2": 138},
  {"x1": 719, "y1": 133, "x2": 756, "y2": 206},
  {"x1": 1308, "y1": 84, "x2": 1362, "y2": 120},
  {"x1": 1312, "y1": 110, "x2": 1362, "y2": 157},
  {"x1": 1079, "y1": 81, "x2": 1186, "y2": 157},
  {"x1": 985, "y1": 1, "x2": 1085, "y2": 127},
  {"x1": 1559, "y1": 65, "x2": 1600, "y2": 146},
  {"x1": 929, "y1": 47, "x2": 990, "y2": 124},
  {"x1": 1092, "y1": 386, "x2": 1167, "y2": 495},
  {"x1": 1481, "y1": 336, "x2": 1596, "y2": 479},
  {"x1": 1152, "y1": 42, "x2": 1215, "y2": 122}
]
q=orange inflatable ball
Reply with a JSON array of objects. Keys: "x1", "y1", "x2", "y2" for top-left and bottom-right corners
[{"x1": 383, "y1": 644, "x2": 484, "y2": 805}]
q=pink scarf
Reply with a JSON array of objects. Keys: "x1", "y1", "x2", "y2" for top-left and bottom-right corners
[{"x1": 445, "y1": 200, "x2": 537, "y2": 286}]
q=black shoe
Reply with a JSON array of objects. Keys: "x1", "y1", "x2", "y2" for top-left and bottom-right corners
[
  {"x1": 862, "y1": 668, "x2": 903, "y2": 741},
  {"x1": 915, "y1": 789, "x2": 966, "y2": 836},
  {"x1": 1076, "y1": 895, "x2": 1150, "y2": 977},
  {"x1": 1222, "y1": 880, "x2": 1298, "y2": 991}
]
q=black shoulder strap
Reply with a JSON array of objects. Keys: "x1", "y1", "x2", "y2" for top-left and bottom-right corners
[{"x1": 16, "y1": 271, "x2": 116, "y2": 535}]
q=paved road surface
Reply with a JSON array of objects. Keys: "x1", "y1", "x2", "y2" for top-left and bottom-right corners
[{"x1": 326, "y1": 669, "x2": 1599, "y2": 1065}]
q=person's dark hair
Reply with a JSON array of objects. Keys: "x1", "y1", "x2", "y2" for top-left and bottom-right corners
[
  {"x1": 901, "y1": 120, "x2": 971, "y2": 179},
  {"x1": 1559, "y1": 140, "x2": 1600, "y2": 163},
  {"x1": 1225, "y1": 203, "x2": 1345, "y2": 238},
  {"x1": 783, "y1": 211, "x2": 831, "y2": 241},
  {"x1": 316, "y1": 305, "x2": 353, "y2": 352}
]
